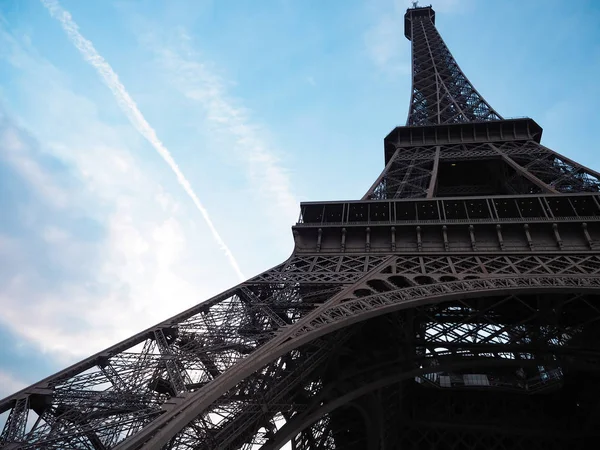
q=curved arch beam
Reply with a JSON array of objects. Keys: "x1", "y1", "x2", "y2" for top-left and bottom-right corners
[
  {"x1": 286, "y1": 276, "x2": 600, "y2": 350},
  {"x1": 120, "y1": 275, "x2": 600, "y2": 449}
]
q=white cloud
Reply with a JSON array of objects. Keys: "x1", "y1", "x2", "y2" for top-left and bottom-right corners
[
  {"x1": 41, "y1": 226, "x2": 69, "y2": 244},
  {"x1": 137, "y1": 29, "x2": 299, "y2": 227},
  {"x1": 0, "y1": 128, "x2": 231, "y2": 359},
  {"x1": 0, "y1": 0, "x2": 298, "y2": 371},
  {"x1": 0, "y1": 26, "x2": 237, "y2": 360},
  {"x1": 0, "y1": 120, "x2": 69, "y2": 209},
  {"x1": 41, "y1": 0, "x2": 244, "y2": 281}
]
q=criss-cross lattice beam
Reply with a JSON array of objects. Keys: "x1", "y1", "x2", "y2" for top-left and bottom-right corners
[
  {"x1": 364, "y1": 139, "x2": 600, "y2": 199},
  {"x1": 1, "y1": 5, "x2": 599, "y2": 450},
  {"x1": 259, "y1": 292, "x2": 600, "y2": 450},
  {"x1": 3, "y1": 253, "x2": 600, "y2": 449},
  {"x1": 405, "y1": 7, "x2": 502, "y2": 126}
]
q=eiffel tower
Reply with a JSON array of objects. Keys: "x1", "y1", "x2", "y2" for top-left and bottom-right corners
[{"x1": 2, "y1": 4, "x2": 600, "y2": 450}]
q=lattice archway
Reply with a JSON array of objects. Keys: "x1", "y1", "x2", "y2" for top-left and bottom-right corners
[
  {"x1": 132, "y1": 277, "x2": 600, "y2": 449},
  {"x1": 257, "y1": 288, "x2": 600, "y2": 450},
  {"x1": 286, "y1": 275, "x2": 600, "y2": 350}
]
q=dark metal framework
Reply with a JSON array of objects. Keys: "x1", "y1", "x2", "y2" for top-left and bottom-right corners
[
  {"x1": 405, "y1": 6, "x2": 501, "y2": 126},
  {"x1": 2, "y1": 4, "x2": 600, "y2": 450}
]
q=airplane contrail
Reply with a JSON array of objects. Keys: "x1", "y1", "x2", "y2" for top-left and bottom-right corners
[{"x1": 41, "y1": 0, "x2": 245, "y2": 281}]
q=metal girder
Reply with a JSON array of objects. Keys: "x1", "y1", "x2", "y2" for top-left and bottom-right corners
[
  {"x1": 0, "y1": 397, "x2": 29, "y2": 445},
  {"x1": 426, "y1": 146, "x2": 440, "y2": 198},
  {"x1": 259, "y1": 349, "x2": 595, "y2": 450},
  {"x1": 365, "y1": 139, "x2": 600, "y2": 200},
  {"x1": 489, "y1": 143, "x2": 559, "y2": 194},
  {"x1": 110, "y1": 277, "x2": 600, "y2": 449},
  {"x1": 405, "y1": 7, "x2": 501, "y2": 126},
  {"x1": 2, "y1": 254, "x2": 600, "y2": 449},
  {"x1": 2, "y1": 4, "x2": 600, "y2": 450}
]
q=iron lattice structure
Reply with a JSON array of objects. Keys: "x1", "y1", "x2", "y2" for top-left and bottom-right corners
[{"x1": 2, "y1": 4, "x2": 600, "y2": 450}]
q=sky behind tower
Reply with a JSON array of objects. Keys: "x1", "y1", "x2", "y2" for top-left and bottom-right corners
[{"x1": 0, "y1": 0, "x2": 599, "y2": 399}]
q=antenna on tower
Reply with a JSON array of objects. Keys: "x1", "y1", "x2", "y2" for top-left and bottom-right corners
[{"x1": 412, "y1": 1, "x2": 419, "y2": 7}]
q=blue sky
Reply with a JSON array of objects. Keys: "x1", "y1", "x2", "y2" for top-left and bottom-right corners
[{"x1": 0, "y1": 0, "x2": 599, "y2": 397}]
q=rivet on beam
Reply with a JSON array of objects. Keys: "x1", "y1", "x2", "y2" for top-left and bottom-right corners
[
  {"x1": 552, "y1": 223, "x2": 563, "y2": 249},
  {"x1": 496, "y1": 224, "x2": 504, "y2": 250},
  {"x1": 317, "y1": 228, "x2": 322, "y2": 252},
  {"x1": 582, "y1": 223, "x2": 594, "y2": 249},
  {"x1": 523, "y1": 224, "x2": 534, "y2": 251}
]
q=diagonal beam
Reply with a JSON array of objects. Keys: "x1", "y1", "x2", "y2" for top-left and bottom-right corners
[
  {"x1": 426, "y1": 146, "x2": 440, "y2": 198},
  {"x1": 488, "y1": 143, "x2": 559, "y2": 193}
]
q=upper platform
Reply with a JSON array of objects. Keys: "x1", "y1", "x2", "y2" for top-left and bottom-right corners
[
  {"x1": 405, "y1": 5, "x2": 435, "y2": 39},
  {"x1": 383, "y1": 118, "x2": 543, "y2": 165}
]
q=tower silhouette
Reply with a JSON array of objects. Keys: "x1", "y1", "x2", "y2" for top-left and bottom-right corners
[{"x1": 2, "y1": 4, "x2": 600, "y2": 450}]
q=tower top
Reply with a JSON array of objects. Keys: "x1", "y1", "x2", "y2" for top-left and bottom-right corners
[
  {"x1": 403, "y1": 3, "x2": 501, "y2": 126},
  {"x1": 404, "y1": 5, "x2": 435, "y2": 39}
]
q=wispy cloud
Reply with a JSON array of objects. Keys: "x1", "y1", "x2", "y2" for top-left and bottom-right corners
[
  {"x1": 139, "y1": 29, "x2": 298, "y2": 226},
  {"x1": 0, "y1": 108, "x2": 233, "y2": 360},
  {"x1": 41, "y1": 0, "x2": 244, "y2": 280},
  {"x1": 0, "y1": 27, "x2": 239, "y2": 360},
  {"x1": 0, "y1": 117, "x2": 69, "y2": 209}
]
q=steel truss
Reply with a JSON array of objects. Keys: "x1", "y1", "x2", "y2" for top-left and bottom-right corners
[
  {"x1": 2, "y1": 254, "x2": 600, "y2": 449},
  {"x1": 405, "y1": 6, "x2": 501, "y2": 126},
  {"x1": 2, "y1": 4, "x2": 600, "y2": 450},
  {"x1": 364, "y1": 140, "x2": 600, "y2": 200}
]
